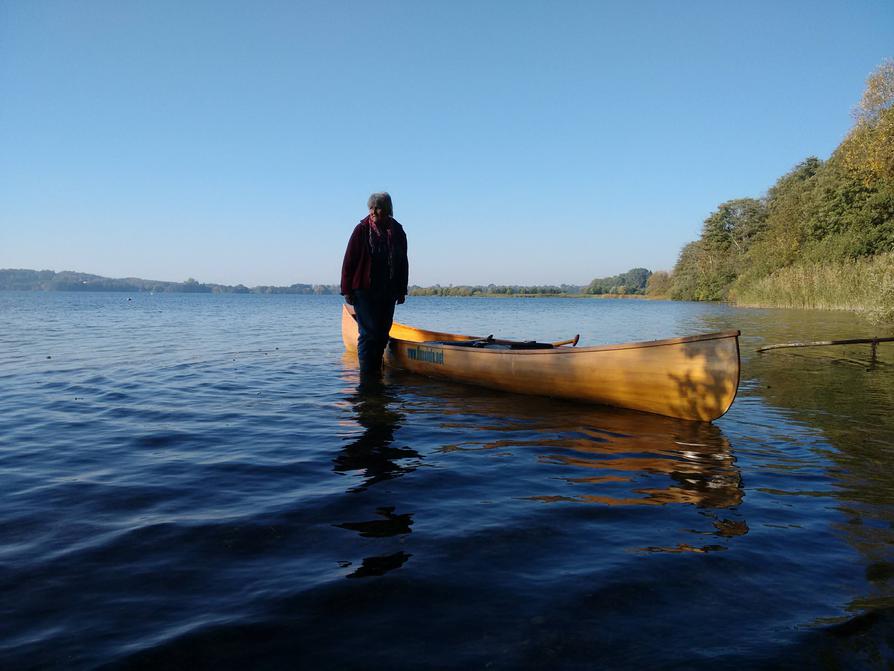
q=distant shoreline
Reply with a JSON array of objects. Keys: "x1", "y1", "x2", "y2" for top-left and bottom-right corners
[
  {"x1": 0, "y1": 269, "x2": 655, "y2": 299},
  {"x1": 0, "y1": 287, "x2": 667, "y2": 300},
  {"x1": 0, "y1": 269, "x2": 339, "y2": 295}
]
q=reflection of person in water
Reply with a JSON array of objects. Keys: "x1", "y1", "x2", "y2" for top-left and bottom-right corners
[
  {"x1": 337, "y1": 506, "x2": 414, "y2": 579},
  {"x1": 334, "y1": 382, "x2": 419, "y2": 492},
  {"x1": 335, "y1": 382, "x2": 418, "y2": 578}
]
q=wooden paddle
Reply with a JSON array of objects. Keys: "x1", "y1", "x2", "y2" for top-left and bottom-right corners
[{"x1": 552, "y1": 334, "x2": 580, "y2": 347}]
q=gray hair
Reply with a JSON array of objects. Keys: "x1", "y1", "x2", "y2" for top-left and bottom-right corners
[{"x1": 367, "y1": 192, "x2": 393, "y2": 217}]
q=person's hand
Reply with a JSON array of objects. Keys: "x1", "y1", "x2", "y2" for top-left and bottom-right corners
[
  {"x1": 396, "y1": 295, "x2": 405, "y2": 305},
  {"x1": 344, "y1": 293, "x2": 354, "y2": 305}
]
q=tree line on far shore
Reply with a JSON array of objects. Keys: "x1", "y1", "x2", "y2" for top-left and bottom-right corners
[
  {"x1": 409, "y1": 268, "x2": 655, "y2": 297},
  {"x1": 1, "y1": 267, "x2": 660, "y2": 298}
]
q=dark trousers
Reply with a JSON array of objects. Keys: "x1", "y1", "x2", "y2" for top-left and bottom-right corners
[{"x1": 353, "y1": 289, "x2": 396, "y2": 374}]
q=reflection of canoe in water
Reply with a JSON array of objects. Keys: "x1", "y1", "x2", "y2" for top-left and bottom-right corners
[
  {"x1": 341, "y1": 304, "x2": 740, "y2": 422},
  {"x1": 399, "y1": 375, "x2": 744, "y2": 509},
  {"x1": 338, "y1": 360, "x2": 744, "y2": 511}
]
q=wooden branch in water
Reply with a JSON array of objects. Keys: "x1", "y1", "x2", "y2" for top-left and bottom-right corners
[{"x1": 757, "y1": 336, "x2": 894, "y2": 352}]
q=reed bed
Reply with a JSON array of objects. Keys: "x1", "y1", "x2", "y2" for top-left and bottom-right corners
[{"x1": 733, "y1": 253, "x2": 894, "y2": 324}]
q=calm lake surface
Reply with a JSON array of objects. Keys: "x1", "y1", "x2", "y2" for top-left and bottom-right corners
[{"x1": 2, "y1": 292, "x2": 893, "y2": 670}]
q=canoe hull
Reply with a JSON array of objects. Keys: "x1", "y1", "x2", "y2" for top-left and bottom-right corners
[{"x1": 341, "y1": 304, "x2": 739, "y2": 422}]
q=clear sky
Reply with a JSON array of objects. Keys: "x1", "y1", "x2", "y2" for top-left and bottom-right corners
[{"x1": 1, "y1": 1, "x2": 892, "y2": 287}]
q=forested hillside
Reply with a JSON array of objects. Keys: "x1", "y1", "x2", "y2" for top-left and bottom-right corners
[{"x1": 670, "y1": 60, "x2": 894, "y2": 323}]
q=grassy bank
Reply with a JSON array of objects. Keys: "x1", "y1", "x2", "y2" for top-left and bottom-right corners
[{"x1": 732, "y1": 253, "x2": 894, "y2": 324}]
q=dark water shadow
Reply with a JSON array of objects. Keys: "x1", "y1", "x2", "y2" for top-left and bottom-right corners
[
  {"x1": 336, "y1": 506, "x2": 415, "y2": 578},
  {"x1": 333, "y1": 377, "x2": 419, "y2": 494},
  {"x1": 344, "y1": 550, "x2": 413, "y2": 579},
  {"x1": 334, "y1": 367, "x2": 419, "y2": 578},
  {"x1": 336, "y1": 505, "x2": 414, "y2": 538}
]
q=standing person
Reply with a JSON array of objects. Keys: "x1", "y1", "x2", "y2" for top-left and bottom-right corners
[{"x1": 341, "y1": 192, "x2": 409, "y2": 375}]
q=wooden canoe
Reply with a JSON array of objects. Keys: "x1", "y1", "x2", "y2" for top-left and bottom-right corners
[{"x1": 341, "y1": 304, "x2": 740, "y2": 422}]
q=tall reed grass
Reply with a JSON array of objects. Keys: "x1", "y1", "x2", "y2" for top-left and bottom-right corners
[{"x1": 732, "y1": 253, "x2": 894, "y2": 325}]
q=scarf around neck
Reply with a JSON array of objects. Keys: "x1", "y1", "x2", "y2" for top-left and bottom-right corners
[{"x1": 367, "y1": 215, "x2": 395, "y2": 281}]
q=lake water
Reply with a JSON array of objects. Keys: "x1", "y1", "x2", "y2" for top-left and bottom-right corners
[{"x1": 1, "y1": 292, "x2": 893, "y2": 669}]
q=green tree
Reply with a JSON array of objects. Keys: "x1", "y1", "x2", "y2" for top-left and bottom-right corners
[
  {"x1": 619, "y1": 267, "x2": 651, "y2": 292},
  {"x1": 702, "y1": 198, "x2": 768, "y2": 256},
  {"x1": 842, "y1": 59, "x2": 894, "y2": 186},
  {"x1": 586, "y1": 267, "x2": 652, "y2": 295},
  {"x1": 670, "y1": 241, "x2": 706, "y2": 300},
  {"x1": 671, "y1": 198, "x2": 767, "y2": 301},
  {"x1": 646, "y1": 270, "x2": 672, "y2": 296},
  {"x1": 736, "y1": 158, "x2": 821, "y2": 286}
]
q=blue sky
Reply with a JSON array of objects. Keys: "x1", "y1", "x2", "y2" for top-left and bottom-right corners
[{"x1": 1, "y1": 1, "x2": 892, "y2": 287}]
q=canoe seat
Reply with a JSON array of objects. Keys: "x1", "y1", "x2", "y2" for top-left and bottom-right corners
[{"x1": 504, "y1": 341, "x2": 555, "y2": 350}]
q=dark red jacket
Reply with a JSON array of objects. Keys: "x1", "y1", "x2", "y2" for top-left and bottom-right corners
[{"x1": 340, "y1": 216, "x2": 409, "y2": 298}]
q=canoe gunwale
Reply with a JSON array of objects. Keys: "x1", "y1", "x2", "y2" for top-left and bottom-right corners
[
  {"x1": 402, "y1": 330, "x2": 742, "y2": 355},
  {"x1": 343, "y1": 303, "x2": 740, "y2": 354}
]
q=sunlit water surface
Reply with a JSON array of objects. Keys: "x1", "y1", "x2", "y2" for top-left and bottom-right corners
[{"x1": 1, "y1": 292, "x2": 893, "y2": 669}]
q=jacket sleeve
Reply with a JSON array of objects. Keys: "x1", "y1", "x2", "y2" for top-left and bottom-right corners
[
  {"x1": 396, "y1": 227, "x2": 409, "y2": 297},
  {"x1": 340, "y1": 225, "x2": 362, "y2": 295}
]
